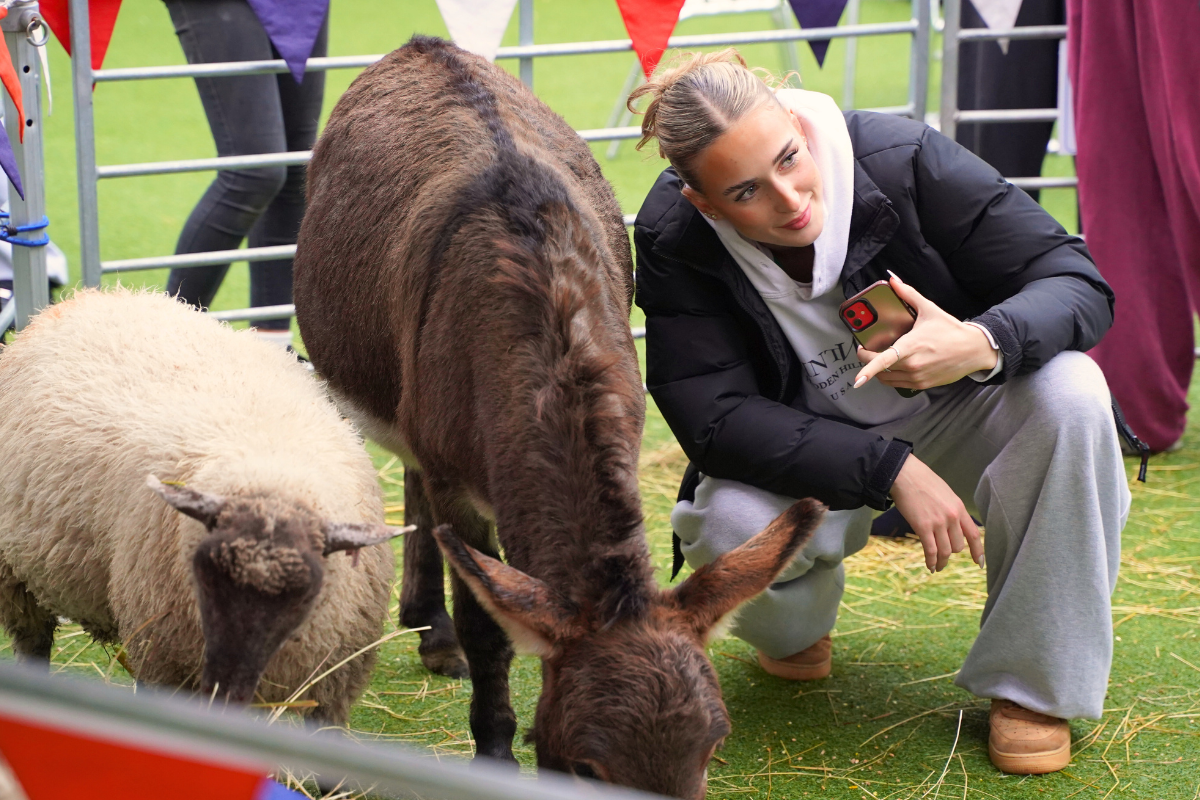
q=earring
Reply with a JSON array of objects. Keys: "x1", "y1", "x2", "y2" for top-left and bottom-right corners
[{"x1": 705, "y1": 213, "x2": 718, "y2": 220}]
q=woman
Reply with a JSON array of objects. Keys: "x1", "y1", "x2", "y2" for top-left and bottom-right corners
[
  {"x1": 163, "y1": 0, "x2": 328, "y2": 347},
  {"x1": 631, "y1": 50, "x2": 1129, "y2": 776}
]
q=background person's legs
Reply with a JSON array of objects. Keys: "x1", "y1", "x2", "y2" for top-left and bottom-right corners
[
  {"x1": 163, "y1": 0, "x2": 289, "y2": 311},
  {"x1": 1068, "y1": 0, "x2": 1200, "y2": 452},
  {"x1": 247, "y1": 17, "x2": 328, "y2": 332},
  {"x1": 956, "y1": 0, "x2": 1063, "y2": 203},
  {"x1": 672, "y1": 477, "x2": 873, "y2": 659}
]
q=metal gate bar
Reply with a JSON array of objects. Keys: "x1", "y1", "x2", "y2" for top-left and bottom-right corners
[
  {"x1": 939, "y1": 0, "x2": 1071, "y2": 147},
  {"x1": 68, "y1": 0, "x2": 932, "y2": 325},
  {"x1": 89, "y1": 20, "x2": 920, "y2": 83}
]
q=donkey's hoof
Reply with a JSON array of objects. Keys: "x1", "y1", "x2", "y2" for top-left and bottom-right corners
[
  {"x1": 421, "y1": 646, "x2": 469, "y2": 679},
  {"x1": 472, "y1": 750, "x2": 518, "y2": 767}
]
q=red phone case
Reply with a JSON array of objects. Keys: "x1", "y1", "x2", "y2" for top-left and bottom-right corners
[
  {"x1": 839, "y1": 281, "x2": 921, "y2": 397},
  {"x1": 838, "y1": 280, "x2": 916, "y2": 352}
]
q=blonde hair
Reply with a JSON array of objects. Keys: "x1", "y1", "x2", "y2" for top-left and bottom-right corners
[{"x1": 627, "y1": 49, "x2": 787, "y2": 191}]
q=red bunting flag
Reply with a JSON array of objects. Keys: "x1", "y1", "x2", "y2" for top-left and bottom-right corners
[
  {"x1": 615, "y1": 0, "x2": 688, "y2": 79},
  {"x1": 38, "y1": 0, "x2": 124, "y2": 73},
  {"x1": 0, "y1": 7, "x2": 24, "y2": 144},
  {"x1": 0, "y1": 6, "x2": 25, "y2": 195}
]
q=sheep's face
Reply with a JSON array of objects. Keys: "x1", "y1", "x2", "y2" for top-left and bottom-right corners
[
  {"x1": 146, "y1": 476, "x2": 406, "y2": 709},
  {"x1": 192, "y1": 496, "x2": 328, "y2": 706}
]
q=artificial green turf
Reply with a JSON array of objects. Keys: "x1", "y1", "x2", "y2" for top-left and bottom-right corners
[{"x1": 3, "y1": 0, "x2": 1198, "y2": 797}]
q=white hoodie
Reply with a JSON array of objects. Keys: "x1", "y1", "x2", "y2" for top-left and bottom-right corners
[{"x1": 704, "y1": 89, "x2": 930, "y2": 426}]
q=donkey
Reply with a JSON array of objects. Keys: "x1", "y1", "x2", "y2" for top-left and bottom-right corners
[{"x1": 293, "y1": 36, "x2": 825, "y2": 798}]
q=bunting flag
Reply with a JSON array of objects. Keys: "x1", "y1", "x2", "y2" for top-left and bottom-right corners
[
  {"x1": 245, "y1": 0, "x2": 330, "y2": 82},
  {"x1": 615, "y1": 0, "x2": 688, "y2": 79},
  {"x1": 0, "y1": 6, "x2": 24, "y2": 143},
  {"x1": 39, "y1": 0, "x2": 124, "y2": 72},
  {"x1": 968, "y1": 0, "x2": 1024, "y2": 53},
  {"x1": 785, "y1": 0, "x2": 850, "y2": 67},
  {"x1": 0, "y1": 7, "x2": 24, "y2": 196},
  {"x1": 0, "y1": 121, "x2": 22, "y2": 199},
  {"x1": 435, "y1": 0, "x2": 519, "y2": 62},
  {"x1": 0, "y1": 707, "x2": 306, "y2": 800}
]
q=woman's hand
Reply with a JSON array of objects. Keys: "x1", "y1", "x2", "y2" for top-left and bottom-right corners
[
  {"x1": 889, "y1": 454, "x2": 984, "y2": 572},
  {"x1": 853, "y1": 273, "x2": 997, "y2": 391}
]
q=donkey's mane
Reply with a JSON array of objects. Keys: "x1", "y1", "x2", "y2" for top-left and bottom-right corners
[{"x1": 409, "y1": 37, "x2": 649, "y2": 616}]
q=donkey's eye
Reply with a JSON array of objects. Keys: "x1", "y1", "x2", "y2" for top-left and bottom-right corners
[{"x1": 572, "y1": 762, "x2": 599, "y2": 780}]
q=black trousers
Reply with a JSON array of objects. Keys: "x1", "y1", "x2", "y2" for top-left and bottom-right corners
[
  {"x1": 163, "y1": 0, "x2": 328, "y2": 330},
  {"x1": 955, "y1": 0, "x2": 1064, "y2": 203}
]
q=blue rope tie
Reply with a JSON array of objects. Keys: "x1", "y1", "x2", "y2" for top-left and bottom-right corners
[{"x1": 0, "y1": 213, "x2": 50, "y2": 247}]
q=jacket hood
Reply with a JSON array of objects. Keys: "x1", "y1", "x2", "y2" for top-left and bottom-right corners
[{"x1": 704, "y1": 88, "x2": 855, "y2": 300}]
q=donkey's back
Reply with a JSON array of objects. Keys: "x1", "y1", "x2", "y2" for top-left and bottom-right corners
[{"x1": 294, "y1": 36, "x2": 632, "y2": 449}]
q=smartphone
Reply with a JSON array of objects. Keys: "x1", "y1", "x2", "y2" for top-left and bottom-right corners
[{"x1": 839, "y1": 280, "x2": 921, "y2": 398}]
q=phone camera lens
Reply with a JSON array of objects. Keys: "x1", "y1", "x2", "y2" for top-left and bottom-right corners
[{"x1": 846, "y1": 309, "x2": 856, "y2": 318}]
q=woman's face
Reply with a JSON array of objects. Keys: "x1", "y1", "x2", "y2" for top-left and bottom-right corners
[{"x1": 681, "y1": 102, "x2": 824, "y2": 249}]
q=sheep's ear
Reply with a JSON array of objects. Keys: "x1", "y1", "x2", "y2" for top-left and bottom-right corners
[
  {"x1": 668, "y1": 499, "x2": 825, "y2": 641},
  {"x1": 322, "y1": 522, "x2": 412, "y2": 556},
  {"x1": 147, "y1": 474, "x2": 227, "y2": 528},
  {"x1": 432, "y1": 524, "x2": 578, "y2": 657}
]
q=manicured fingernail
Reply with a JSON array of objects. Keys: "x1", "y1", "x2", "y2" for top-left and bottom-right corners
[
  {"x1": 978, "y1": 554, "x2": 986, "y2": 569},
  {"x1": 853, "y1": 375, "x2": 866, "y2": 388},
  {"x1": 887, "y1": 269, "x2": 902, "y2": 283}
]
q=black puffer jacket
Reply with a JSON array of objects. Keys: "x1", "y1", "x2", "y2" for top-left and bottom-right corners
[{"x1": 634, "y1": 110, "x2": 1114, "y2": 513}]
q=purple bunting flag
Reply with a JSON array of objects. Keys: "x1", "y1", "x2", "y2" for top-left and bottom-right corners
[
  {"x1": 0, "y1": 120, "x2": 22, "y2": 200},
  {"x1": 245, "y1": 0, "x2": 330, "y2": 83},
  {"x1": 786, "y1": 0, "x2": 850, "y2": 67}
]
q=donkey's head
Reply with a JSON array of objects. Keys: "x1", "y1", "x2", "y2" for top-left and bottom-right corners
[{"x1": 434, "y1": 499, "x2": 824, "y2": 799}]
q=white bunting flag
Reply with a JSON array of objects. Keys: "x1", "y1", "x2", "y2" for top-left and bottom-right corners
[
  {"x1": 968, "y1": 0, "x2": 1023, "y2": 53},
  {"x1": 436, "y1": 0, "x2": 520, "y2": 62}
]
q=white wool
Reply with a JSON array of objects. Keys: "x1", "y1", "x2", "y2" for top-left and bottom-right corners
[{"x1": 0, "y1": 289, "x2": 394, "y2": 718}]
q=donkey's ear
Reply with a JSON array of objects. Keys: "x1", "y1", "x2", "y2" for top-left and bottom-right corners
[
  {"x1": 432, "y1": 524, "x2": 578, "y2": 657},
  {"x1": 147, "y1": 475, "x2": 226, "y2": 528},
  {"x1": 668, "y1": 499, "x2": 825, "y2": 641}
]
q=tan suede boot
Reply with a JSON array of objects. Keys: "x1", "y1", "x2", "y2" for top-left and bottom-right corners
[
  {"x1": 988, "y1": 699, "x2": 1071, "y2": 774},
  {"x1": 756, "y1": 634, "x2": 832, "y2": 681}
]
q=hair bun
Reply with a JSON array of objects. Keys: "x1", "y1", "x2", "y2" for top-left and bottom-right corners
[
  {"x1": 627, "y1": 49, "x2": 751, "y2": 155},
  {"x1": 624, "y1": 48, "x2": 782, "y2": 191}
]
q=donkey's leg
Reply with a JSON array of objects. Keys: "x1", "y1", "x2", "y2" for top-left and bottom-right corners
[
  {"x1": 431, "y1": 495, "x2": 518, "y2": 764},
  {"x1": 400, "y1": 468, "x2": 469, "y2": 678},
  {"x1": 0, "y1": 561, "x2": 56, "y2": 663},
  {"x1": 450, "y1": 567, "x2": 518, "y2": 763}
]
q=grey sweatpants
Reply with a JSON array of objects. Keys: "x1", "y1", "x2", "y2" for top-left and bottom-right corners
[{"x1": 672, "y1": 352, "x2": 1130, "y2": 720}]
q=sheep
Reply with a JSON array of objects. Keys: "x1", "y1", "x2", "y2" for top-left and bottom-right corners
[{"x1": 0, "y1": 289, "x2": 402, "y2": 725}]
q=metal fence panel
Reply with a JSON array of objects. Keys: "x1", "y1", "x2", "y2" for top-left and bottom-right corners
[
  {"x1": 0, "y1": 662, "x2": 668, "y2": 800},
  {"x1": 70, "y1": 0, "x2": 934, "y2": 330}
]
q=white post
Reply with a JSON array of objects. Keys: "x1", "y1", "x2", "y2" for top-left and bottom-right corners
[
  {"x1": 842, "y1": 0, "x2": 861, "y2": 109},
  {"x1": 939, "y1": 0, "x2": 961, "y2": 138},
  {"x1": 518, "y1": 0, "x2": 533, "y2": 87}
]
